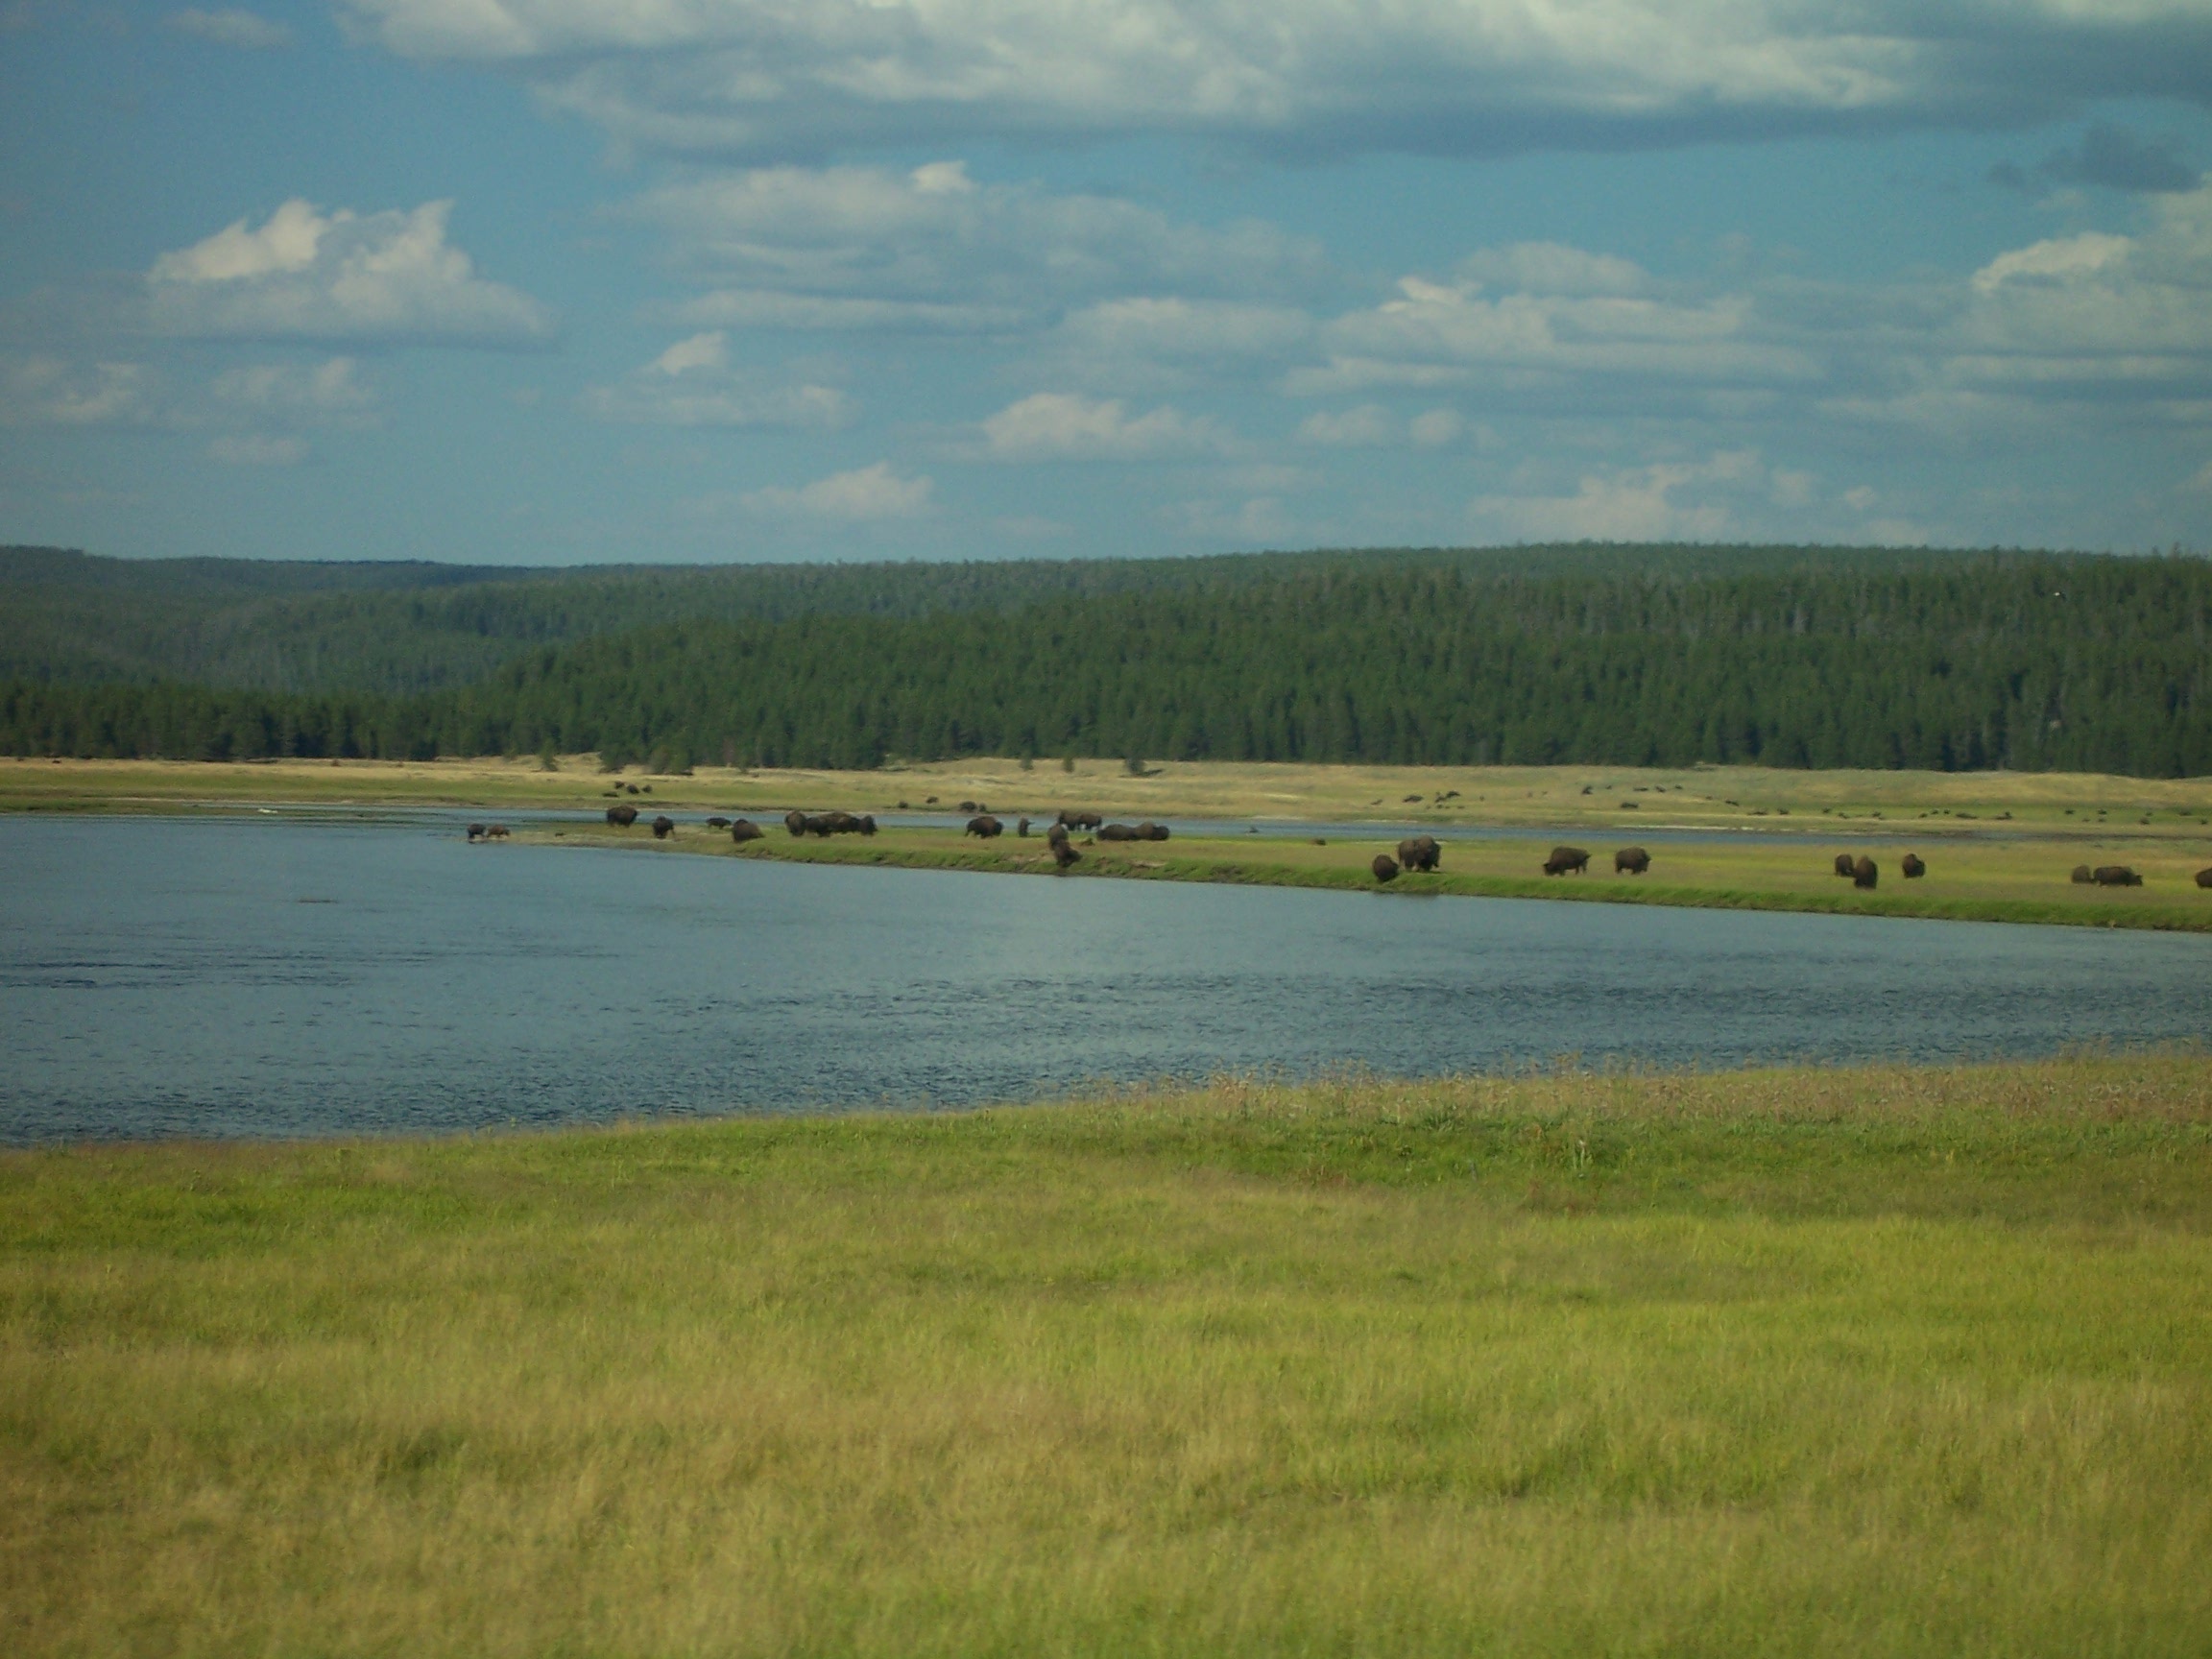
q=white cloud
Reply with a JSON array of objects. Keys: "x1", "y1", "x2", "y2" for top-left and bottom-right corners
[
  {"x1": 146, "y1": 200, "x2": 554, "y2": 346},
  {"x1": 0, "y1": 358, "x2": 156, "y2": 426},
  {"x1": 208, "y1": 433, "x2": 309, "y2": 466},
  {"x1": 979, "y1": 392, "x2": 1236, "y2": 461},
  {"x1": 1457, "y1": 242, "x2": 1647, "y2": 297},
  {"x1": 743, "y1": 462, "x2": 933, "y2": 519},
  {"x1": 1470, "y1": 451, "x2": 1763, "y2": 541},
  {"x1": 167, "y1": 8, "x2": 290, "y2": 49},
  {"x1": 665, "y1": 290, "x2": 1021, "y2": 333},
  {"x1": 626, "y1": 163, "x2": 1325, "y2": 318},
  {"x1": 337, "y1": 1, "x2": 2212, "y2": 161},
  {"x1": 1971, "y1": 231, "x2": 2134, "y2": 292},
  {"x1": 578, "y1": 331, "x2": 855, "y2": 428},
  {"x1": 209, "y1": 356, "x2": 377, "y2": 424}
]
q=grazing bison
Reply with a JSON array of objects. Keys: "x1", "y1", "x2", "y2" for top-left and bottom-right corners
[
  {"x1": 1142, "y1": 822, "x2": 1170, "y2": 843},
  {"x1": 466, "y1": 823, "x2": 487, "y2": 842},
  {"x1": 1398, "y1": 835, "x2": 1441, "y2": 873},
  {"x1": 730, "y1": 819, "x2": 763, "y2": 844},
  {"x1": 2195, "y1": 866, "x2": 2212, "y2": 889},
  {"x1": 1097, "y1": 822, "x2": 1139, "y2": 842},
  {"x1": 487, "y1": 825, "x2": 509, "y2": 841},
  {"x1": 1614, "y1": 846, "x2": 1649, "y2": 876},
  {"x1": 1834, "y1": 853, "x2": 1858, "y2": 878},
  {"x1": 652, "y1": 815, "x2": 675, "y2": 839},
  {"x1": 2092, "y1": 865, "x2": 2143, "y2": 886},
  {"x1": 957, "y1": 800, "x2": 977, "y2": 813},
  {"x1": 2071, "y1": 864, "x2": 2094, "y2": 884},
  {"x1": 1050, "y1": 838, "x2": 1082, "y2": 870},
  {"x1": 1046, "y1": 820, "x2": 1070, "y2": 847},
  {"x1": 966, "y1": 814, "x2": 1003, "y2": 838},
  {"x1": 1372, "y1": 854, "x2": 1401, "y2": 883},
  {"x1": 1057, "y1": 809, "x2": 1103, "y2": 830},
  {"x1": 1018, "y1": 817, "x2": 1031, "y2": 837},
  {"x1": 1853, "y1": 855, "x2": 1878, "y2": 889},
  {"x1": 858, "y1": 815, "x2": 878, "y2": 836},
  {"x1": 1543, "y1": 845, "x2": 1590, "y2": 877},
  {"x1": 607, "y1": 805, "x2": 638, "y2": 828},
  {"x1": 1901, "y1": 853, "x2": 1926, "y2": 878},
  {"x1": 784, "y1": 809, "x2": 809, "y2": 837},
  {"x1": 705, "y1": 816, "x2": 731, "y2": 829}
]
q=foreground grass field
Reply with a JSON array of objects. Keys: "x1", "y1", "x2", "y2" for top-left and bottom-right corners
[{"x1": 5, "y1": 1057, "x2": 2211, "y2": 1655}]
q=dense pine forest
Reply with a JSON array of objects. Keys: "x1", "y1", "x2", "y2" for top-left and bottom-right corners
[{"x1": 3, "y1": 545, "x2": 2207, "y2": 777}]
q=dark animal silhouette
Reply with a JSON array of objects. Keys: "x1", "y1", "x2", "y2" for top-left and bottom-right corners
[
  {"x1": 1834, "y1": 853, "x2": 1858, "y2": 878},
  {"x1": 957, "y1": 800, "x2": 977, "y2": 813},
  {"x1": 705, "y1": 816, "x2": 731, "y2": 829},
  {"x1": 1901, "y1": 853, "x2": 1926, "y2": 878},
  {"x1": 730, "y1": 819, "x2": 763, "y2": 844},
  {"x1": 966, "y1": 814, "x2": 1003, "y2": 838},
  {"x1": 858, "y1": 815, "x2": 878, "y2": 836},
  {"x1": 1852, "y1": 855, "x2": 1878, "y2": 889},
  {"x1": 1046, "y1": 820, "x2": 1070, "y2": 848},
  {"x1": 1398, "y1": 835, "x2": 1441, "y2": 872},
  {"x1": 487, "y1": 825, "x2": 509, "y2": 840},
  {"x1": 466, "y1": 823, "x2": 487, "y2": 842},
  {"x1": 2196, "y1": 866, "x2": 2212, "y2": 889},
  {"x1": 652, "y1": 815, "x2": 675, "y2": 839},
  {"x1": 1098, "y1": 823, "x2": 1139, "y2": 841},
  {"x1": 1142, "y1": 822, "x2": 1170, "y2": 842},
  {"x1": 1018, "y1": 817, "x2": 1031, "y2": 837},
  {"x1": 2071, "y1": 864, "x2": 2094, "y2": 883},
  {"x1": 1050, "y1": 838, "x2": 1081, "y2": 870},
  {"x1": 1614, "y1": 846, "x2": 1649, "y2": 875},
  {"x1": 1372, "y1": 854, "x2": 1400, "y2": 883},
  {"x1": 820, "y1": 811, "x2": 864, "y2": 835},
  {"x1": 2092, "y1": 865, "x2": 2142, "y2": 886},
  {"x1": 607, "y1": 805, "x2": 638, "y2": 828},
  {"x1": 1057, "y1": 809, "x2": 1103, "y2": 830},
  {"x1": 1543, "y1": 846, "x2": 1590, "y2": 877},
  {"x1": 784, "y1": 809, "x2": 809, "y2": 837}
]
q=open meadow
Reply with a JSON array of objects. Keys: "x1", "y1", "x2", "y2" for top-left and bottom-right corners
[{"x1": 4, "y1": 1055, "x2": 2210, "y2": 1656}]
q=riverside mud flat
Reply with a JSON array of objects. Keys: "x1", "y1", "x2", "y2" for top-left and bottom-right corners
[
  {"x1": 3, "y1": 1056, "x2": 2208, "y2": 1657},
  {"x1": 553, "y1": 817, "x2": 2212, "y2": 934}
]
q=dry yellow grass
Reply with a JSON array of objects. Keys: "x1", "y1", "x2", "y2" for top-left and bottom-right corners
[{"x1": 4, "y1": 1057, "x2": 2211, "y2": 1655}]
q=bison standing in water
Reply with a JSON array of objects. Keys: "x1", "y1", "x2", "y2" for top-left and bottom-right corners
[
  {"x1": 2093, "y1": 865, "x2": 2143, "y2": 886},
  {"x1": 730, "y1": 819, "x2": 763, "y2": 844},
  {"x1": 966, "y1": 814, "x2": 1003, "y2": 838},
  {"x1": 1543, "y1": 846, "x2": 1590, "y2": 877},
  {"x1": 466, "y1": 823, "x2": 488, "y2": 842},
  {"x1": 1901, "y1": 853, "x2": 1926, "y2": 878},
  {"x1": 487, "y1": 825, "x2": 509, "y2": 841},
  {"x1": 2071, "y1": 864, "x2": 2094, "y2": 884},
  {"x1": 1398, "y1": 835, "x2": 1441, "y2": 872},
  {"x1": 1614, "y1": 846, "x2": 1649, "y2": 876},
  {"x1": 607, "y1": 805, "x2": 639, "y2": 828},
  {"x1": 1852, "y1": 855, "x2": 1878, "y2": 889},
  {"x1": 1371, "y1": 854, "x2": 1401, "y2": 883},
  {"x1": 651, "y1": 815, "x2": 676, "y2": 839},
  {"x1": 1834, "y1": 853, "x2": 1858, "y2": 878}
]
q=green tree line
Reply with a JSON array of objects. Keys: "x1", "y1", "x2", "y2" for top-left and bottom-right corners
[{"x1": 6, "y1": 553, "x2": 2206, "y2": 776}]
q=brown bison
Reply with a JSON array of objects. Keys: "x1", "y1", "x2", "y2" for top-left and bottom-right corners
[
  {"x1": 957, "y1": 800, "x2": 978, "y2": 813},
  {"x1": 1050, "y1": 838, "x2": 1082, "y2": 870},
  {"x1": 1017, "y1": 817, "x2": 1031, "y2": 837},
  {"x1": 1615, "y1": 846, "x2": 1649, "y2": 875},
  {"x1": 1543, "y1": 846, "x2": 1590, "y2": 877},
  {"x1": 1142, "y1": 821, "x2": 1170, "y2": 842},
  {"x1": 466, "y1": 823, "x2": 488, "y2": 842},
  {"x1": 858, "y1": 814, "x2": 878, "y2": 836},
  {"x1": 487, "y1": 825, "x2": 509, "y2": 841},
  {"x1": 966, "y1": 815, "x2": 1003, "y2": 838},
  {"x1": 1097, "y1": 822, "x2": 1139, "y2": 841},
  {"x1": 1901, "y1": 853, "x2": 1926, "y2": 878},
  {"x1": 2071, "y1": 864, "x2": 2094, "y2": 884},
  {"x1": 820, "y1": 811, "x2": 862, "y2": 835},
  {"x1": 1057, "y1": 809, "x2": 1103, "y2": 830},
  {"x1": 705, "y1": 816, "x2": 731, "y2": 829},
  {"x1": 1398, "y1": 835, "x2": 1441, "y2": 872},
  {"x1": 651, "y1": 815, "x2": 676, "y2": 839},
  {"x1": 730, "y1": 819, "x2": 763, "y2": 844},
  {"x1": 2092, "y1": 865, "x2": 2142, "y2": 886},
  {"x1": 1834, "y1": 853, "x2": 1858, "y2": 878},
  {"x1": 1853, "y1": 855, "x2": 1878, "y2": 889},
  {"x1": 1372, "y1": 854, "x2": 1401, "y2": 883},
  {"x1": 784, "y1": 809, "x2": 810, "y2": 837},
  {"x1": 2197, "y1": 866, "x2": 2212, "y2": 889},
  {"x1": 607, "y1": 805, "x2": 639, "y2": 828}
]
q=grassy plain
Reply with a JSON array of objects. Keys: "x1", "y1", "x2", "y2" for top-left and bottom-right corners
[{"x1": 5, "y1": 1056, "x2": 2210, "y2": 1655}]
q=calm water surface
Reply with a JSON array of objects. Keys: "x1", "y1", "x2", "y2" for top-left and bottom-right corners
[{"x1": 4, "y1": 814, "x2": 2207, "y2": 1142}]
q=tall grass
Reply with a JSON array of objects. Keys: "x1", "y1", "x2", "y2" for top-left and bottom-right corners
[{"x1": 4, "y1": 1056, "x2": 2211, "y2": 1655}]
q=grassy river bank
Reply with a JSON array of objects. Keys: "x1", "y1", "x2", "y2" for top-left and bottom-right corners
[{"x1": 5, "y1": 1055, "x2": 2210, "y2": 1655}]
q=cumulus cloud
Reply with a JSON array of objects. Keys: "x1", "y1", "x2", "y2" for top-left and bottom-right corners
[
  {"x1": 146, "y1": 200, "x2": 555, "y2": 346},
  {"x1": 627, "y1": 163, "x2": 1324, "y2": 319},
  {"x1": 208, "y1": 433, "x2": 309, "y2": 466},
  {"x1": 979, "y1": 392, "x2": 1237, "y2": 461},
  {"x1": 743, "y1": 461, "x2": 934, "y2": 519},
  {"x1": 1470, "y1": 451, "x2": 1765, "y2": 541},
  {"x1": 209, "y1": 356, "x2": 377, "y2": 424},
  {"x1": 0, "y1": 357, "x2": 157, "y2": 426},
  {"x1": 337, "y1": 1, "x2": 2212, "y2": 160},
  {"x1": 578, "y1": 330, "x2": 854, "y2": 427},
  {"x1": 167, "y1": 8, "x2": 290, "y2": 49}
]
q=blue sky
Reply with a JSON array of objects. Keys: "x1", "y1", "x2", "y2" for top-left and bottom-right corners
[{"x1": 3, "y1": 1, "x2": 2210, "y2": 565}]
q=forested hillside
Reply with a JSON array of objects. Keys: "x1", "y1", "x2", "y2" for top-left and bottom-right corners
[
  {"x1": 0, "y1": 541, "x2": 1963, "y2": 695},
  {"x1": 5, "y1": 550, "x2": 2206, "y2": 777}
]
